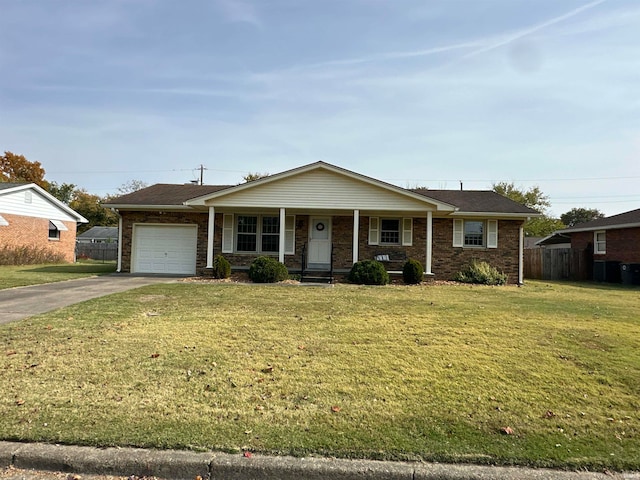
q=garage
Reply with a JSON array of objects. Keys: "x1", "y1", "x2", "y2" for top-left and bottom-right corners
[{"x1": 132, "y1": 224, "x2": 197, "y2": 275}]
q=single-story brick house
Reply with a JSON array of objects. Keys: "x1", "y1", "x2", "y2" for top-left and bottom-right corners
[
  {"x1": 0, "y1": 182, "x2": 88, "y2": 262},
  {"x1": 540, "y1": 208, "x2": 640, "y2": 283},
  {"x1": 103, "y1": 162, "x2": 539, "y2": 283}
]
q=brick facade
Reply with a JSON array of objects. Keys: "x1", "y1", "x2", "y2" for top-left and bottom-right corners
[
  {"x1": 0, "y1": 213, "x2": 77, "y2": 262},
  {"x1": 571, "y1": 228, "x2": 640, "y2": 265},
  {"x1": 120, "y1": 211, "x2": 523, "y2": 283}
]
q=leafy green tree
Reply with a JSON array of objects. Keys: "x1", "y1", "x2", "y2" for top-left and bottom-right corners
[
  {"x1": 47, "y1": 181, "x2": 77, "y2": 204},
  {"x1": 560, "y1": 207, "x2": 605, "y2": 227},
  {"x1": 0, "y1": 151, "x2": 48, "y2": 188},
  {"x1": 70, "y1": 189, "x2": 118, "y2": 233},
  {"x1": 242, "y1": 172, "x2": 269, "y2": 182},
  {"x1": 492, "y1": 182, "x2": 564, "y2": 237}
]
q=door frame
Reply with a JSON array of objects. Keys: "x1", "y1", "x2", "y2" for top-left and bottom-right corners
[{"x1": 307, "y1": 217, "x2": 332, "y2": 269}]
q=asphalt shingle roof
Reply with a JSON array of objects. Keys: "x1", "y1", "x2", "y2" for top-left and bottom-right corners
[
  {"x1": 561, "y1": 208, "x2": 640, "y2": 231},
  {"x1": 104, "y1": 184, "x2": 233, "y2": 206},
  {"x1": 412, "y1": 189, "x2": 539, "y2": 214},
  {"x1": 104, "y1": 183, "x2": 538, "y2": 215}
]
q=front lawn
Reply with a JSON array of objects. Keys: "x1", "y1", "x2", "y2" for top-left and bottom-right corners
[
  {"x1": 0, "y1": 280, "x2": 639, "y2": 471},
  {"x1": 0, "y1": 261, "x2": 117, "y2": 289}
]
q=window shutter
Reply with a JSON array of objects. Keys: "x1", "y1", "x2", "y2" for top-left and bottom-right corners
[
  {"x1": 402, "y1": 218, "x2": 413, "y2": 246},
  {"x1": 487, "y1": 220, "x2": 498, "y2": 248},
  {"x1": 285, "y1": 215, "x2": 295, "y2": 254},
  {"x1": 222, "y1": 214, "x2": 234, "y2": 253},
  {"x1": 452, "y1": 219, "x2": 463, "y2": 247},
  {"x1": 368, "y1": 217, "x2": 379, "y2": 245}
]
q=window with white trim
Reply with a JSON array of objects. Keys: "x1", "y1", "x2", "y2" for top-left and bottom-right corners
[
  {"x1": 380, "y1": 219, "x2": 400, "y2": 245},
  {"x1": 225, "y1": 214, "x2": 295, "y2": 254},
  {"x1": 453, "y1": 219, "x2": 498, "y2": 248},
  {"x1": 369, "y1": 217, "x2": 413, "y2": 246},
  {"x1": 594, "y1": 230, "x2": 606, "y2": 254}
]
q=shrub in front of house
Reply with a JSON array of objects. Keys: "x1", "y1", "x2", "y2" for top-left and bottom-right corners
[
  {"x1": 348, "y1": 260, "x2": 390, "y2": 285},
  {"x1": 248, "y1": 256, "x2": 288, "y2": 283},
  {"x1": 0, "y1": 245, "x2": 65, "y2": 266},
  {"x1": 454, "y1": 260, "x2": 507, "y2": 286},
  {"x1": 402, "y1": 258, "x2": 424, "y2": 285},
  {"x1": 213, "y1": 255, "x2": 231, "y2": 279}
]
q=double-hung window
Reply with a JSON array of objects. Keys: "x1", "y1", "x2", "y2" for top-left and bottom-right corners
[
  {"x1": 594, "y1": 231, "x2": 606, "y2": 254},
  {"x1": 380, "y1": 219, "x2": 400, "y2": 245},
  {"x1": 453, "y1": 219, "x2": 498, "y2": 248},
  {"x1": 224, "y1": 214, "x2": 295, "y2": 254}
]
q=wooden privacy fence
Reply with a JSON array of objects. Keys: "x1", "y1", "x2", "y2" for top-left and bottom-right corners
[
  {"x1": 76, "y1": 243, "x2": 118, "y2": 262},
  {"x1": 524, "y1": 248, "x2": 591, "y2": 281}
]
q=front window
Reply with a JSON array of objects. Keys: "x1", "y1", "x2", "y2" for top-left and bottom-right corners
[
  {"x1": 464, "y1": 221, "x2": 484, "y2": 246},
  {"x1": 594, "y1": 231, "x2": 606, "y2": 254},
  {"x1": 380, "y1": 219, "x2": 400, "y2": 245},
  {"x1": 236, "y1": 215, "x2": 280, "y2": 253}
]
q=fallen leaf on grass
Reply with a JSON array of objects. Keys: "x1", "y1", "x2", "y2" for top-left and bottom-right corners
[
  {"x1": 150, "y1": 353, "x2": 160, "y2": 358},
  {"x1": 243, "y1": 451, "x2": 252, "y2": 458},
  {"x1": 501, "y1": 426, "x2": 513, "y2": 435},
  {"x1": 261, "y1": 365, "x2": 274, "y2": 373},
  {"x1": 15, "y1": 400, "x2": 25, "y2": 406},
  {"x1": 543, "y1": 410, "x2": 556, "y2": 418},
  {"x1": 297, "y1": 345, "x2": 305, "y2": 350},
  {"x1": 331, "y1": 405, "x2": 341, "y2": 413},
  {"x1": 6, "y1": 350, "x2": 16, "y2": 356}
]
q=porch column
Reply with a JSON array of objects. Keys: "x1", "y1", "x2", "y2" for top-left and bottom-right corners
[
  {"x1": 279, "y1": 207, "x2": 286, "y2": 263},
  {"x1": 352, "y1": 209, "x2": 360, "y2": 264},
  {"x1": 426, "y1": 211, "x2": 433, "y2": 274},
  {"x1": 518, "y1": 225, "x2": 524, "y2": 285},
  {"x1": 206, "y1": 206, "x2": 215, "y2": 268},
  {"x1": 116, "y1": 212, "x2": 123, "y2": 273}
]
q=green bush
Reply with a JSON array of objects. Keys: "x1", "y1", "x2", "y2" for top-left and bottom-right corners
[
  {"x1": 212, "y1": 255, "x2": 231, "y2": 279},
  {"x1": 248, "y1": 256, "x2": 288, "y2": 283},
  {"x1": 0, "y1": 245, "x2": 65, "y2": 266},
  {"x1": 402, "y1": 258, "x2": 424, "y2": 285},
  {"x1": 348, "y1": 260, "x2": 390, "y2": 285},
  {"x1": 454, "y1": 260, "x2": 507, "y2": 286}
]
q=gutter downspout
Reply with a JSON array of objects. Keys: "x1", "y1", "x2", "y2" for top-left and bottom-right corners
[
  {"x1": 113, "y1": 209, "x2": 123, "y2": 273},
  {"x1": 518, "y1": 224, "x2": 524, "y2": 285}
]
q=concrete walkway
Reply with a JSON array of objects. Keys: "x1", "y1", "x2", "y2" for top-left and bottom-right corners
[
  {"x1": 1, "y1": 442, "x2": 637, "y2": 480},
  {"x1": 0, "y1": 274, "x2": 179, "y2": 324}
]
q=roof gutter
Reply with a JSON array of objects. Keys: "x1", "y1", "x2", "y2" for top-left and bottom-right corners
[{"x1": 557, "y1": 221, "x2": 640, "y2": 234}]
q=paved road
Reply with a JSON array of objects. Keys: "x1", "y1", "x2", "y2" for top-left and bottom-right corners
[{"x1": 0, "y1": 275, "x2": 179, "y2": 324}]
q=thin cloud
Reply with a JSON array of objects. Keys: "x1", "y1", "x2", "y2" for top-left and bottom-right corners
[
  {"x1": 460, "y1": 0, "x2": 609, "y2": 60},
  {"x1": 214, "y1": 0, "x2": 262, "y2": 27}
]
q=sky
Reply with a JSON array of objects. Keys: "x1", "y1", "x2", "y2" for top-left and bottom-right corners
[{"x1": 1, "y1": 0, "x2": 639, "y2": 217}]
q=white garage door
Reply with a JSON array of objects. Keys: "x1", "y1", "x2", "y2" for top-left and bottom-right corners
[{"x1": 132, "y1": 225, "x2": 197, "y2": 275}]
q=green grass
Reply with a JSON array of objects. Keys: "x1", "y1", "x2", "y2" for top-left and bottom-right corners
[
  {"x1": 1, "y1": 280, "x2": 639, "y2": 470},
  {"x1": 0, "y1": 261, "x2": 117, "y2": 289}
]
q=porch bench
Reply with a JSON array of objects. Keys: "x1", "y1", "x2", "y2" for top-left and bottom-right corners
[{"x1": 374, "y1": 252, "x2": 407, "y2": 272}]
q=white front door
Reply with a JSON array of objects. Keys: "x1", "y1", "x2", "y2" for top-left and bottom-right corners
[{"x1": 308, "y1": 217, "x2": 331, "y2": 269}]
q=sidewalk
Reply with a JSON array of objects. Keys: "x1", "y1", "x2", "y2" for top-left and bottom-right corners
[{"x1": 1, "y1": 442, "x2": 638, "y2": 480}]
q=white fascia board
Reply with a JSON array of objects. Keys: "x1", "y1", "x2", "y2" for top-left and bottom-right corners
[
  {"x1": 557, "y1": 222, "x2": 640, "y2": 234},
  {"x1": 1, "y1": 183, "x2": 88, "y2": 223},
  {"x1": 185, "y1": 161, "x2": 458, "y2": 211}
]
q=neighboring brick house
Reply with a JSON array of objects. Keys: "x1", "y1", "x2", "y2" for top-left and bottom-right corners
[
  {"x1": 0, "y1": 183, "x2": 88, "y2": 263},
  {"x1": 548, "y1": 208, "x2": 640, "y2": 283},
  {"x1": 103, "y1": 162, "x2": 539, "y2": 284}
]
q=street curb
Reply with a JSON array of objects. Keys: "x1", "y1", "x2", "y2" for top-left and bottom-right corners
[{"x1": 1, "y1": 442, "x2": 639, "y2": 480}]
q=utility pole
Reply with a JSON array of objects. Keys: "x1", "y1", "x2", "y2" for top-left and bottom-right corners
[{"x1": 196, "y1": 164, "x2": 207, "y2": 185}]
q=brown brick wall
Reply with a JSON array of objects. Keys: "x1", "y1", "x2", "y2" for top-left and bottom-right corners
[
  {"x1": 120, "y1": 211, "x2": 523, "y2": 283},
  {"x1": 0, "y1": 213, "x2": 77, "y2": 262},
  {"x1": 571, "y1": 228, "x2": 640, "y2": 264},
  {"x1": 432, "y1": 218, "x2": 522, "y2": 284}
]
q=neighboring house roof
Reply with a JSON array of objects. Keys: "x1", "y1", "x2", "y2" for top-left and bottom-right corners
[
  {"x1": 103, "y1": 161, "x2": 540, "y2": 217},
  {"x1": 557, "y1": 208, "x2": 640, "y2": 233},
  {"x1": 535, "y1": 233, "x2": 572, "y2": 247},
  {"x1": 0, "y1": 182, "x2": 88, "y2": 223},
  {"x1": 77, "y1": 226, "x2": 118, "y2": 240}
]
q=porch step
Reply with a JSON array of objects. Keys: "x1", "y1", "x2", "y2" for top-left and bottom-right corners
[{"x1": 301, "y1": 272, "x2": 333, "y2": 284}]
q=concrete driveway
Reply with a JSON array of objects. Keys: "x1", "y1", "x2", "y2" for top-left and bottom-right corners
[{"x1": 0, "y1": 274, "x2": 179, "y2": 325}]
